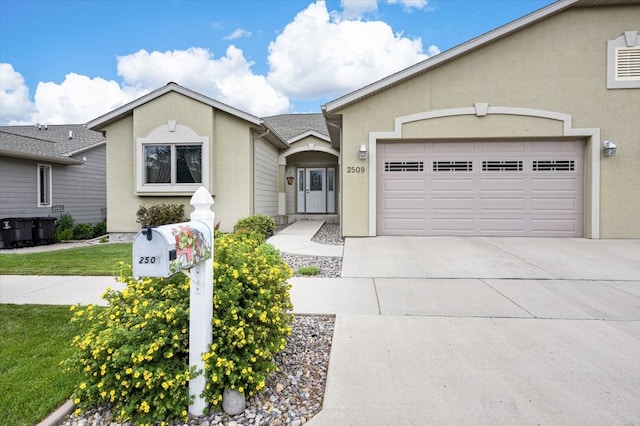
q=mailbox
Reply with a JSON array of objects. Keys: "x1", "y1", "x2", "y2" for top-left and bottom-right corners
[{"x1": 132, "y1": 221, "x2": 212, "y2": 278}]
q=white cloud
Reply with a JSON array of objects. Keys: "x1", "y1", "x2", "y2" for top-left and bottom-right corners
[
  {"x1": 224, "y1": 28, "x2": 252, "y2": 40},
  {"x1": 266, "y1": 0, "x2": 433, "y2": 100},
  {"x1": 0, "y1": 63, "x2": 35, "y2": 124},
  {"x1": 31, "y1": 74, "x2": 141, "y2": 125},
  {"x1": 1, "y1": 0, "x2": 440, "y2": 124},
  {"x1": 387, "y1": 0, "x2": 429, "y2": 11},
  {"x1": 341, "y1": 0, "x2": 377, "y2": 19},
  {"x1": 116, "y1": 46, "x2": 289, "y2": 117}
]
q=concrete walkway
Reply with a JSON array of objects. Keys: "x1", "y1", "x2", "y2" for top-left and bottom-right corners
[
  {"x1": 267, "y1": 220, "x2": 343, "y2": 257},
  {"x1": 2, "y1": 222, "x2": 640, "y2": 425}
]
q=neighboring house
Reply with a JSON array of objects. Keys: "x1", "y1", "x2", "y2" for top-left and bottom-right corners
[
  {"x1": 323, "y1": 0, "x2": 640, "y2": 238},
  {"x1": 0, "y1": 124, "x2": 106, "y2": 245},
  {"x1": 86, "y1": 83, "x2": 338, "y2": 239}
]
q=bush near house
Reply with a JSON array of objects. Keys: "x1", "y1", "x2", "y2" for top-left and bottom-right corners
[
  {"x1": 54, "y1": 214, "x2": 108, "y2": 242},
  {"x1": 64, "y1": 228, "x2": 293, "y2": 423},
  {"x1": 233, "y1": 214, "x2": 276, "y2": 241},
  {"x1": 136, "y1": 203, "x2": 186, "y2": 227}
]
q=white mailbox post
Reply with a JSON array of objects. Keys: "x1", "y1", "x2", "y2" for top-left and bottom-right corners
[{"x1": 132, "y1": 186, "x2": 214, "y2": 415}]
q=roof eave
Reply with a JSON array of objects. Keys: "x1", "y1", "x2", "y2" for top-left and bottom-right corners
[
  {"x1": 323, "y1": 0, "x2": 579, "y2": 113},
  {"x1": 255, "y1": 121, "x2": 289, "y2": 149},
  {"x1": 87, "y1": 82, "x2": 262, "y2": 130},
  {"x1": 0, "y1": 149, "x2": 83, "y2": 165}
]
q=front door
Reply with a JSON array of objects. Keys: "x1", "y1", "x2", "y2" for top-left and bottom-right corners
[
  {"x1": 305, "y1": 168, "x2": 326, "y2": 213},
  {"x1": 297, "y1": 167, "x2": 335, "y2": 213}
]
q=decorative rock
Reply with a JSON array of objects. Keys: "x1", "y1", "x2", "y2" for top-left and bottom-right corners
[
  {"x1": 222, "y1": 389, "x2": 246, "y2": 416},
  {"x1": 60, "y1": 220, "x2": 341, "y2": 426}
]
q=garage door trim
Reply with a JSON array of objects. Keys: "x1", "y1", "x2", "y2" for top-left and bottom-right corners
[{"x1": 366, "y1": 105, "x2": 601, "y2": 237}]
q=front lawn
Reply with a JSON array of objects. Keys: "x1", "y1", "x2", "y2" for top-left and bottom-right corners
[
  {"x1": 0, "y1": 304, "x2": 81, "y2": 426},
  {"x1": 0, "y1": 243, "x2": 131, "y2": 276}
]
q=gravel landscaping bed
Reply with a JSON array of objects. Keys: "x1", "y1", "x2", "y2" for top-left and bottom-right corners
[
  {"x1": 281, "y1": 223, "x2": 343, "y2": 278},
  {"x1": 63, "y1": 315, "x2": 335, "y2": 426},
  {"x1": 62, "y1": 223, "x2": 341, "y2": 425}
]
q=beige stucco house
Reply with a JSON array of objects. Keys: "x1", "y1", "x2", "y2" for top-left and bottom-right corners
[
  {"x1": 87, "y1": 84, "x2": 337, "y2": 238},
  {"x1": 324, "y1": 0, "x2": 639, "y2": 238},
  {"x1": 89, "y1": 0, "x2": 638, "y2": 240}
]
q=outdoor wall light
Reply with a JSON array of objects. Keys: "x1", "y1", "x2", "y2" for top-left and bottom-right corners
[
  {"x1": 359, "y1": 144, "x2": 368, "y2": 160},
  {"x1": 603, "y1": 139, "x2": 617, "y2": 157}
]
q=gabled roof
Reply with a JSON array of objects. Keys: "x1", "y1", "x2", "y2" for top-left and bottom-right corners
[
  {"x1": 322, "y1": 0, "x2": 638, "y2": 116},
  {"x1": 86, "y1": 82, "x2": 288, "y2": 149},
  {"x1": 262, "y1": 113, "x2": 330, "y2": 143},
  {"x1": 0, "y1": 124, "x2": 105, "y2": 164}
]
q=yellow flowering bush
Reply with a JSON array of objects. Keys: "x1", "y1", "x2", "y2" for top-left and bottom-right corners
[
  {"x1": 204, "y1": 232, "x2": 293, "y2": 408},
  {"x1": 63, "y1": 263, "x2": 194, "y2": 424},
  {"x1": 233, "y1": 214, "x2": 276, "y2": 240},
  {"x1": 64, "y1": 228, "x2": 292, "y2": 422}
]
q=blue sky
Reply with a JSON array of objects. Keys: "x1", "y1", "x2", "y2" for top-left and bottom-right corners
[{"x1": 0, "y1": 0, "x2": 555, "y2": 125}]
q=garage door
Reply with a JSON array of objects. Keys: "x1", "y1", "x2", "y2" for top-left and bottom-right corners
[{"x1": 377, "y1": 140, "x2": 584, "y2": 236}]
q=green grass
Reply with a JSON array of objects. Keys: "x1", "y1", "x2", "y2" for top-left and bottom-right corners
[
  {"x1": 297, "y1": 265, "x2": 321, "y2": 276},
  {"x1": 0, "y1": 304, "x2": 82, "y2": 426},
  {"x1": 0, "y1": 243, "x2": 132, "y2": 275}
]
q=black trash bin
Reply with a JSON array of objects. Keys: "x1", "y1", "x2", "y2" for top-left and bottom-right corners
[
  {"x1": 33, "y1": 217, "x2": 56, "y2": 245},
  {"x1": 1, "y1": 218, "x2": 34, "y2": 248}
]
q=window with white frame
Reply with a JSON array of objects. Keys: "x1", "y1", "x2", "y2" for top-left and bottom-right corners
[
  {"x1": 607, "y1": 31, "x2": 640, "y2": 89},
  {"x1": 37, "y1": 164, "x2": 52, "y2": 207},
  {"x1": 137, "y1": 122, "x2": 209, "y2": 193}
]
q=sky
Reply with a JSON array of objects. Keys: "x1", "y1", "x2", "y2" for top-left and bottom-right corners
[{"x1": 0, "y1": 0, "x2": 556, "y2": 126}]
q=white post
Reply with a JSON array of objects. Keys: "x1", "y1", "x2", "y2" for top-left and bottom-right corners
[{"x1": 188, "y1": 186, "x2": 214, "y2": 415}]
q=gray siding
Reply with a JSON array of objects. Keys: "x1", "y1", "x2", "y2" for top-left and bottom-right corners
[
  {"x1": 53, "y1": 145, "x2": 107, "y2": 224},
  {"x1": 0, "y1": 145, "x2": 106, "y2": 224},
  {"x1": 253, "y1": 139, "x2": 279, "y2": 217}
]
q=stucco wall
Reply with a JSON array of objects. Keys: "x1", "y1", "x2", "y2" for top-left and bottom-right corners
[
  {"x1": 104, "y1": 91, "x2": 256, "y2": 235},
  {"x1": 335, "y1": 5, "x2": 640, "y2": 238}
]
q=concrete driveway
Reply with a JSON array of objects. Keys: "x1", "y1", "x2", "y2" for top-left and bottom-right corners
[{"x1": 307, "y1": 237, "x2": 640, "y2": 426}]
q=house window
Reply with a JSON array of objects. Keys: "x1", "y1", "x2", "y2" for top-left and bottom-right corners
[
  {"x1": 137, "y1": 122, "x2": 209, "y2": 193},
  {"x1": 37, "y1": 164, "x2": 52, "y2": 207},
  {"x1": 144, "y1": 144, "x2": 202, "y2": 184},
  {"x1": 607, "y1": 31, "x2": 640, "y2": 89}
]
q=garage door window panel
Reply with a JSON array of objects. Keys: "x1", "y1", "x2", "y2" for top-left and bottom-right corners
[{"x1": 433, "y1": 161, "x2": 472, "y2": 172}]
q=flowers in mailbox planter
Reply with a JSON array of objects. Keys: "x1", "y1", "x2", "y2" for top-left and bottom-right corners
[{"x1": 169, "y1": 224, "x2": 211, "y2": 275}]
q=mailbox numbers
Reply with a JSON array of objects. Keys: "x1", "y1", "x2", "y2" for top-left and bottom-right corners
[
  {"x1": 347, "y1": 166, "x2": 365, "y2": 173},
  {"x1": 139, "y1": 256, "x2": 159, "y2": 264}
]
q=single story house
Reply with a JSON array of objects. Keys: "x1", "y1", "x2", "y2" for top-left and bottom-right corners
[
  {"x1": 0, "y1": 124, "x2": 106, "y2": 245},
  {"x1": 88, "y1": 0, "x2": 638, "y2": 240},
  {"x1": 86, "y1": 84, "x2": 338, "y2": 239},
  {"x1": 323, "y1": 0, "x2": 639, "y2": 238}
]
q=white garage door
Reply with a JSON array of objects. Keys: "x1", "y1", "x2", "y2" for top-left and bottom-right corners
[{"x1": 377, "y1": 140, "x2": 584, "y2": 236}]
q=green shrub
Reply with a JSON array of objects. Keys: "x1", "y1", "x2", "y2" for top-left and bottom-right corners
[
  {"x1": 297, "y1": 265, "x2": 320, "y2": 276},
  {"x1": 204, "y1": 232, "x2": 293, "y2": 408},
  {"x1": 55, "y1": 227, "x2": 73, "y2": 241},
  {"x1": 72, "y1": 223, "x2": 94, "y2": 240},
  {"x1": 56, "y1": 213, "x2": 74, "y2": 231},
  {"x1": 64, "y1": 234, "x2": 293, "y2": 422},
  {"x1": 136, "y1": 204, "x2": 186, "y2": 227},
  {"x1": 93, "y1": 221, "x2": 107, "y2": 238},
  {"x1": 63, "y1": 266, "x2": 193, "y2": 424},
  {"x1": 54, "y1": 213, "x2": 75, "y2": 242},
  {"x1": 234, "y1": 214, "x2": 276, "y2": 241}
]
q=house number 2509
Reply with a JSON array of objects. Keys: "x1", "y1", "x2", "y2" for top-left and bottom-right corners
[
  {"x1": 138, "y1": 256, "x2": 158, "y2": 264},
  {"x1": 347, "y1": 166, "x2": 365, "y2": 173}
]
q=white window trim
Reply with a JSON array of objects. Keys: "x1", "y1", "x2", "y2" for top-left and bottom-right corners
[
  {"x1": 607, "y1": 31, "x2": 640, "y2": 89},
  {"x1": 37, "y1": 163, "x2": 52, "y2": 207},
  {"x1": 136, "y1": 121, "x2": 209, "y2": 194}
]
